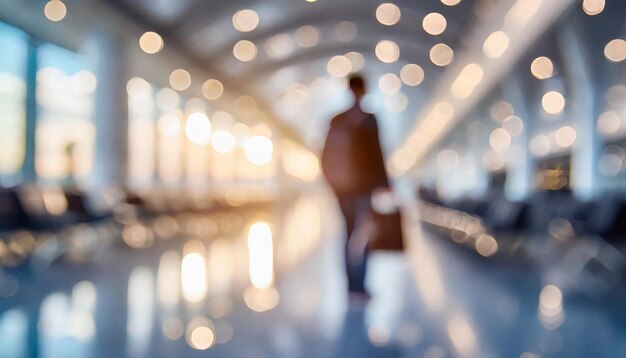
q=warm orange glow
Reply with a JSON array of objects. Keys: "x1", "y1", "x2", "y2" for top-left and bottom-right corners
[
  {"x1": 181, "y1": 241, "x2": 207, "y2": 303},
  {"x1": 169, "y1": 69, "x2": 191, "y2": 91},
  {"x1": 185, "y1": 112, "x2": 211, "y2": 145},
  {"x1": 139, "y1": 32, "x2": 164, "y2": 54},
  {"x1": 201, "y1": 79, "x2": 223, "y2": 100},
  {"x1": 483, "y1": 31, "x2": 509, "y2": 59},
  {"x1": 44, "y1": 0, "x2": 67, "y2": 22},
  {"x1": 247, "y1": 222, "x2": 274, "y2": 289}
]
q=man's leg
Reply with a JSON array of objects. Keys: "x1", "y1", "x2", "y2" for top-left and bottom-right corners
[
  {"x1": 338, "y1": 194, "x2": 371, "y2": 294},
  {"x1": 337, "y1": 194, "x2": 361, "y2": 293}
]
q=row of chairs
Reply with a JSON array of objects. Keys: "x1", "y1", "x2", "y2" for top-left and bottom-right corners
[
  {"x1": 417, "y1": 188, "x2": 626, "y2": 297},
  {"x1": 0, "y1": 185, "x2": 272, "y2": 269},
  {"x1": 431, "y1": 189, "x2": 626, "y2": 243}
]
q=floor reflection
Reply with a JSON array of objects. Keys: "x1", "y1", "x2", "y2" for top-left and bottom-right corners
[{"x1": 0, "y1": 189, "x2": 625, "y2": 357}]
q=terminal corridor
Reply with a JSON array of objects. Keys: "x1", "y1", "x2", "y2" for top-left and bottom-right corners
[{"x1": 1, "y1": 0, "x2": 626, "y2": 357}]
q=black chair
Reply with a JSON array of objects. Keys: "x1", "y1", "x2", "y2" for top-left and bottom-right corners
[{"x1": 0, "y1": 187, "x2": 27, "y2": 231}]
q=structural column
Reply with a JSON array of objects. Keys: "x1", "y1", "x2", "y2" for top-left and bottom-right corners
[
  {"x1": 21, "y1": 38, "x2": 38, "y2": 183},
  {"x1": 83, "y1": 26, "x2": 129, "y2": 189},
  {"x1": 558, "y1": 22, "x2": 600, "y2": 201},
  {"x1": 503, "y1": 75, "x2": 535, "y2": 201}
]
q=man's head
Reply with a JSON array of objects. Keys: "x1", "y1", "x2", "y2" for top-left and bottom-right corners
[{"x1": 348, "y1": 74, "x2": 366, "y2": 101}]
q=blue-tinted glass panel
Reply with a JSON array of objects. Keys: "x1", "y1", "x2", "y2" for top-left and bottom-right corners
[
  {"x1": 36, "y1": 44, "x2": 96, "y2": 184},
  {"x1": 0, "y1": 22, "x2": 27, "y2": 183}
]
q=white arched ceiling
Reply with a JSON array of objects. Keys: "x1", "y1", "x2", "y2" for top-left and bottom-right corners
[{"x1": 100, "y1": 0, "x2": 571, "y2": 158}]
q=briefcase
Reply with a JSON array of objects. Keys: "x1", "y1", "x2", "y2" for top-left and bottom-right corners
[{"x1": 368, "y1": 210, "x2": 404, "y2": 251}]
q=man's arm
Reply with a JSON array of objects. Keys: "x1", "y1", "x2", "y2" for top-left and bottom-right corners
[{"x1": 366, "y1": 115, "x2": 390, "y2": 189}]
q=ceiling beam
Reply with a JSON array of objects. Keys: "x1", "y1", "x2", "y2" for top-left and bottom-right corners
[{"x1": 390, "y1": 0, "x2": 578, "y2": 175}]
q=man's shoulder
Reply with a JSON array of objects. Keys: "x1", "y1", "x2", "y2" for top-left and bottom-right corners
[{"x1": 330, "y1": 111, "x2": 349, "y2": 126}]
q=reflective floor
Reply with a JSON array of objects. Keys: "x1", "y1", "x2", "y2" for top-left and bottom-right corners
[{"x1": 1, "y1": 190, "x2": 625, "y2": 358}]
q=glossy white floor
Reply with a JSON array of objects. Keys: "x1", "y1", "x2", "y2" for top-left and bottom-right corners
[{"x1": 0, "y1": 188, "x2": 625, "y2": 357}]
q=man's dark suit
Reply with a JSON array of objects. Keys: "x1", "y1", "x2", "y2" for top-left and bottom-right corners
[{"x1": 325, "y1": 104, "x2": 389, "y2": 294}]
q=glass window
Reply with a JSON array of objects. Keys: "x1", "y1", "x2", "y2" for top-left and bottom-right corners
[
  {"x1": 0, "y1": 22, "x2": 28, "y2": 185},
  {"x1": 36, "y1": 44, "x2": 96, "y2": 185}
]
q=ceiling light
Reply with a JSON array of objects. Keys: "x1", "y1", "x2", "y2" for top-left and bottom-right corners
[
  {"x1": 233, "y1": 40, "x2": 257, "y2": 62},
  {"x1": 423, "y1": 13, "x2": 447, "y2": 36},
  {"x1": 376, "y1": 3, "x2": 401, "y2": 26},
  {"x1": 139, "y1": 32, "x2": 164, "y2": 54},
  {"x1": 44, "y1": 0, "x2": 67, "y2": 22},
  {"x1": 375, "y1": 40, "x2": 400, "y2": 63},
  {"x1": 232, "y1": 9, "x2": 259, "y2": 32},
  {"x1": 430, "y1": 43, "x2": 453, "y2": 66}
]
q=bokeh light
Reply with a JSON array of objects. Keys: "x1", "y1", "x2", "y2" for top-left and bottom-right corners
[
  {"x1": 423, "y1": 13, "x2": 447, "y2": 36},
  {"x1": 185, "y1": 112, "x2": 211, "y2": 145},
  {"x1": 265, "y1": 33, "x2": 294, "y2": 59},
  {"x1": 502, "y1": 116, "x2": 524, "y2": 136},
  {"x1": 139, "y1": 32, "x2": 164, "y2": 54},
  {"x1": 201, "y1": 79, "x2": 223, "y2": 100},
  {"x1": 233, "y1": 40, "x2": 258, "y2": 62},
  {"x1": 245, "y1": 136, "x2": 273, "y2": 165},
  {"x1": 44, "y1": 0, "x2": 67, "y2": 22},
  {"x1": 158, "y1": 113, "x2": 181, "y2": 137},
  {"x1": 483, "y1": 31, "x2": 509, "y2": 59},
  {"x1": 542, "y1": 91, "x2": 566, "y2": 115},
  {"x1": 211, "y1": 130, "x2": 236, "y2": 154},
  {"x1": 379, "y1": 73, "x2": 402, "y2": 95},
  {"x1": 376, "y1": 3, "x2": 401, "y2": 26},
  {"x1": 582, "y1": 0, "x2": 605, "y2": 15},
  {"x1": 385, "y1": 92, "x2": 409, "y2": 113},
  {"x1": 430, "y1": 43, "x2": 454, "y2": 66},
  {"x1": 294, "y1": 25, "x2": 320, "y2": 48},
  {"x1": 327, "y1": 55, "x2": 352, "y2": 77},
  {"x1": 247, "y1": 222, "x2": 274, "y2": 289},
  {"x1": 169, "y1": 69, "x2": 191, "y2": 91},
  {"x1": 375, "y1": 40, "x2": 400, "y2": 63},
  {"x1": 490, "y1": 101, "x2": 514, "y2": 122},
  {"x1": 451, "y1": 63, "x2": 483, "y2": 99},
  {"x1": 597, "y1": 111, "x2": 621, "y2": 136},
  {"x1": 604, "y1": 39, "x2": 626, "y2": 62},
  {"x1": 232, "y1": 9, "x2": 259, "y2": 32},
  {"x1": 400, "y1": 64, "x2": 425, "y2": 86},
  {"x1": 530, "y1": 134, "x2": 551, "y2": 157},
  {"x1": 181, "y1": 244, "x2": 207, "y2": 303},
  {"x1": 392, "y1": 148, "x2": 417, "y2": 172},
  {"x1": 530, "y1": 56, "x2": 554, "y2": 79},
  {"x1": 475, "y1": 234, "x2": 498, "y2": 257},
  {"x1": 335, "y1": 21, "x2": 357, "y2": 42},
  {"x1": 345, "y1": 52, "x2": 364, "y2": 72},
  {"x1": 554, "y1": 126, "x2": 576, "y2": 148},
  {"x1": 489, "y1": 128, "x2": 512, "y2": 151}
]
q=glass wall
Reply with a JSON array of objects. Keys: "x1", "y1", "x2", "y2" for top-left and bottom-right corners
[
  {"x1": 0, "y1": 22, "x2": 28, "y2": 185},
  {"x1": 36, "y1": 44, "x2": 96, "y2": 185}
]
